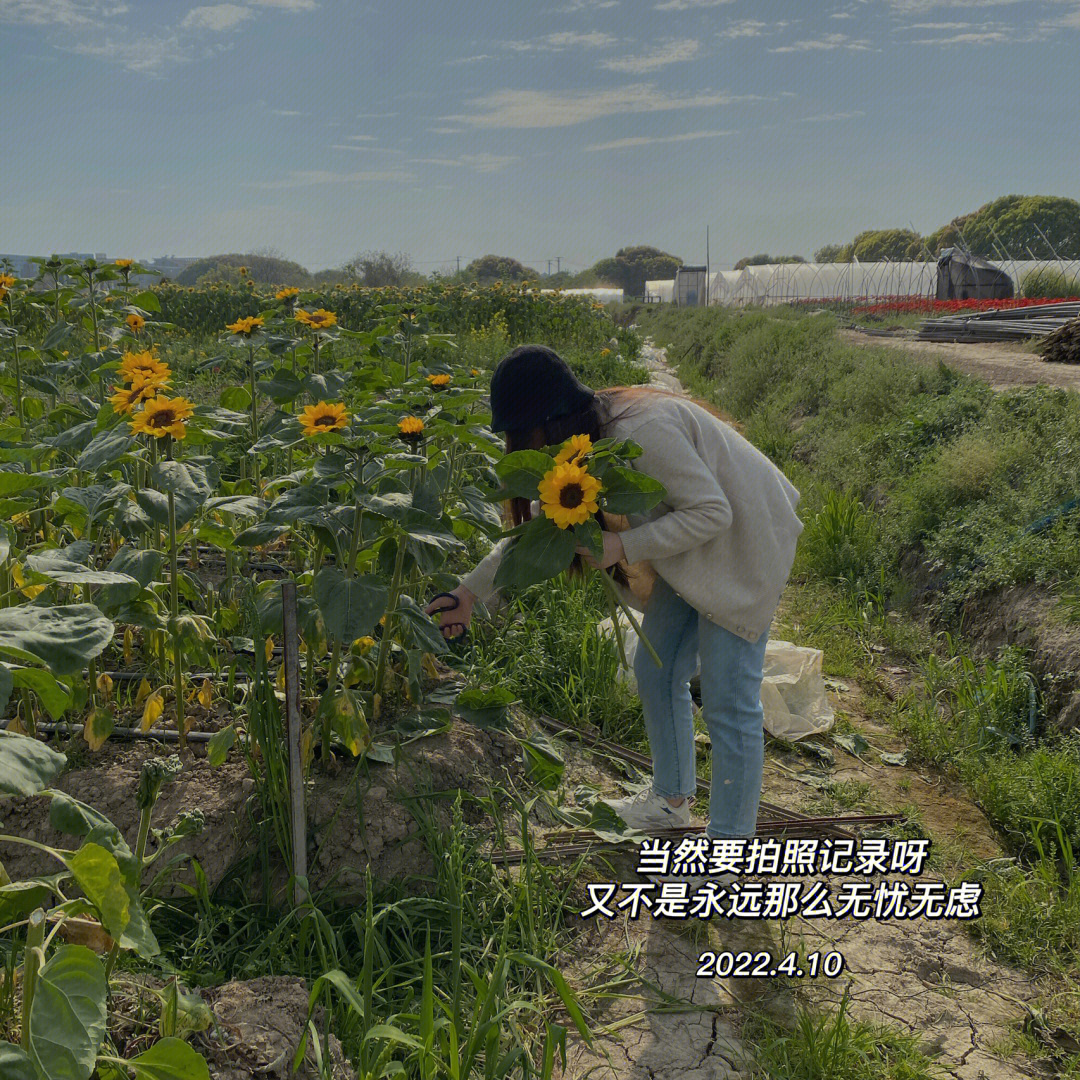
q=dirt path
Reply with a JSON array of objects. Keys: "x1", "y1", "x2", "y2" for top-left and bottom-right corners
[
  {"x1": 551, "y1": 340, "x2": 1048, "y2": 1080},
  {"x1": 839, "y1": 328, "x2": 1080, "y2": 391}
]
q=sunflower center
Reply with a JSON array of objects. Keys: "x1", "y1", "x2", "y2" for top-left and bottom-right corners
[
  {"x1": 314, "y1": 413, "x2": 336, "y2": 427},
  {"x1": 559, "y1": 484, "x2": 584, "y2": 509},
  {"x1": 148, "y1": 409, "x2": 176, "y2": 428}
]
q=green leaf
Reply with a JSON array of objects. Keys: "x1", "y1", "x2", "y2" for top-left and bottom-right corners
[
  {"x1": 258, "y1": 370, "x2": 305, "y2": 403},
  {"x1": 0, "y1": 603, "x2": 114, "y2": 673},
  {"x1": 599, "y1": 466, "x2": 667, "y2": 516},
  {"x1": 454, "y1": 686, "x2": 516, "y2": 729},
  {"x1": 27, "y1": 945, "x2": 108, "y2": 1080},
  {"x1": 0, "y1": 731, "x2": 67, "y2": 796},
  {"x1": 131, "y1": 290, "x2": 162, "y2": 313},
  {"x1": 219, "y1": 386, "x2": 251, "y2": 412},
  {"x1": 65, "y1": 843, "x2": 131, "y2": 941},
  {"x1": 0, "y1": 522, "x2": 10, "y2": 564},
  {"x1": 26, "y1": 547, "x2": 140, "y2": 587},
  {"x1": 574, "y1": 519, "x2": 603, "y2": 561},
  {"x1": 832, "y1": 732, "x2": 870, "y2": 758},
  {"x1": 0, "y1": 1043, "x2": 36, "y2": 1080},
  {"x1": 494, "y1": 450, "x2": 555, "y2": 500},
  {"x1": 0, "y1": 663, "x2": 11, "y2": 713},
  {"x1": 76, "y1": 428, "x2": 134, "y2": 473},
  {"x1": 233, "y1": 522, "x2": 289, "y2": 547},
  {"x1": 314, "y1": 569, "x2": 388, "y2": 644},
  {"x1": 492, "y1": 516, "x2": 578, "y2": 591},
  {"x1": 9, "y1": 667, "x2": 71, "y2": 721},
  {"x1": 880, "y1": 750, "x2": 909, "y2": 767},
  {"x1": 48, "y1": 793, "x2": 136, "y2": 878},
  {"x1": 0, "y1": 470, "x2": 56, "y2": 497},
  {"x1": 521, "y1": 730, "x2": 565, "y2": 790},
  {"x1": 395, "y1": 595, "x2": 448, "y2": 656},
  {"x1": 207, "y1": 725, "x2": 236, "y2": 767},
  {"x1": 158, "y1": 983, "x2": 213, "y2": 1041},
  {"x1": 137, "y1": 461, "x2": 212, "y2": 529}
]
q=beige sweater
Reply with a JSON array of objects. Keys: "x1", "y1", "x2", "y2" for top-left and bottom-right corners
[{"x1": 459, "y1": 390, "x2": 804, "y2": 643}]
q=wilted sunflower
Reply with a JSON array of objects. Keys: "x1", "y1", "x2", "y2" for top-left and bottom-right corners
[
  {"x1": 398, "y1": 416, "x2": 425, "y2": 443},
  {"x1": 130, "y1": 396, "x2": 196, "y2": 440},
  {"x1": 110, "y1": 380, "x2": 161, "y2": 416},
  {"x1": 538, "y1": 461, "x2": 602, "y2": 530},
  {"x1": 299, "y1": 401, "x2": 349, "y2": 437},
  {"x1": 125, "y1": 312, "x2": 146, "y2": 332},
  {"x1": 554, "y1": 433, "x2": 593, "y2": 466},
  {"x1": 296, "y1": 308, "x2": 337, "y2": 330},
  {"x1": 426, "y1": 373, "x2": 451, "y2": 388},
  {"x1": 226, "y1": 315, "x2": 264, "y2": 336}
]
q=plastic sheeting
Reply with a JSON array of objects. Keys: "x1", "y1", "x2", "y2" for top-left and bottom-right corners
[
  {"x1": 597, "y1": 611, "x2": 835, "y2": 742},
  {"x1": 648, "y1": 259, "x2": 1080, "y2": 307}
]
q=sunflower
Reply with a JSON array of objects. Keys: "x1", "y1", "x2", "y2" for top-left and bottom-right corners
[
  {"x1": 0, "y1": 273, "x2": 16, "y2": 289},
  {"x1": 554, "y1": 433, "x2": 593, "y2": 466},
  {"x1": 275, "y1": 287, "x2": 300, "y2": 301},
  {"x1": 119, "y1": 350, "x2": 170, "y2": 386},
  {"x1": 426, "y1": 373, "x2": 451, "y2": 388},
  {"x1": 129, "y1": 396, "x2": 196, "y2": 440},
  {"x1": 226, "y1": 315, "x2": 264, "y2": 336},
  {"x1": 110, "y1": 380, "x2": 161, "y2": 416},
  {"x1": 114, "y1": 258, "x2": 134, "y2": 269},
  {"x1": 299, "y1": 401, "x2": 350, "y2": 437},
  {"x1": 125, "y1": 313, "x2": 146, "y2": 332},
  {"x1": 538, "y1": 461, "x2": 602, "y2": 530},
  {"x1": 398, "y1": 416, "x2": 425, "y2": 443},
  {"x1": 470, "y1": 368, "x2": 479, "y2": 376},
  {"x1": 296, "y1": 308, "x2": 337, "y2": 330}
]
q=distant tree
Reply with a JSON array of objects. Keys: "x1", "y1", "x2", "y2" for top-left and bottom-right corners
[
  {"x1": 464, "y1": 255, "x2": 538, "y2": 283},
  {"x1": 846, "y1": 229, "x2": 925, "y2": 262},
  {"x1": 178, "y1": 253, "x2": 312, "y2": 287},
  {"x1": 924, "y1": 195, "x2": 1080, "y2": 260},
  {"x1": 814, "y1": 243, "x2": 849, "y2": 263},
  {"x1": 341, "y1": 249, "x2": 419, "y2": 287},
  {"x1": 733, "y1": 253, "x2": 806, "y2": 270},
  {"x1": 313, "y1": 268, "x2": 350, "y2": 285},
  {"x1": 589, "y1": 246, "x2": 682, "y2": 296}
]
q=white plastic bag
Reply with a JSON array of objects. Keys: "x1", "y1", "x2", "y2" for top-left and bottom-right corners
[{"x1": 597, "y1": 611, "x2": 834, "y2": 741}]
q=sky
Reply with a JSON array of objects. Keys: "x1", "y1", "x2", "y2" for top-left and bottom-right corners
[{"x1": 1, "y1": 0, "x2": 1078, "y2": 273}]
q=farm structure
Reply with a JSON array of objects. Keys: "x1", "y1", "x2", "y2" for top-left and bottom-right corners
[{"x1": 648, "y1": 258, "x2": 1080, "y2": 307}]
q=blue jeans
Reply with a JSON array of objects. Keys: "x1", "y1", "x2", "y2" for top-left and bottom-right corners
[{"x1": 633, "y1": 575, "x2": 770, "y2": 839}]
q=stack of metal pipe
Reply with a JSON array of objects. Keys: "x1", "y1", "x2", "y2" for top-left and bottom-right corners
[{"x1": 917, "y1": 301, "x2": 1080, "y2": 343}]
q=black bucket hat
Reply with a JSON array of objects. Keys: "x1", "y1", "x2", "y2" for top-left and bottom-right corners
[{"x1": 488, "y1": 344, "x2": 595, "y2": 434}]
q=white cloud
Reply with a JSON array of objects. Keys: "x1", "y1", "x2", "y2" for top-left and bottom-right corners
[
  {"x1": 181, "y1": 4, "x2": 251, "y2": 32},
  {"x1": 445, "y1": 83, "x2": 755, "y2": 129},
  {"x1": 409, "y1": 152, "x2": 519, "y2": 172},
  {"x1": 716, "y1": 19, "x2": 781, "y2": 40},
  {"x1": 429, "y1": 126, "x2": 466, "y2": 134},
  {"x1": 504, "y1": 30, "x2": 618, "y2": 51},
  {"x1": 585, "y1": 128, "x2": 735, "y2": 151},
  {"x1": 272, "y1": 108, "x2": 304, "y2": 116},
  {"x1": 770, "y1": 33, "x2": 873, "y2": 51},
  {"x1": 796, "y1": 109, "x2": 865, "y2": 122},
  {"x1": 448, "y1": 53, "x2": 492, "y2": 64},
  {"x1": 355, "y1": 112, "x2": 398, "y2": 119},
  {"x1": 557, "y1": 0, "x2": 618, "y2": 10},
  {"x1": 0, "y1": 0, "x2": 128, "y2": 29},
  {"x1": 343, "y1": 133, "x2": 376, "y2": 141},
  {"x1": 894, "y1": 20, "x2": 972, "y2": 29},
  {"x1": 879, "y1": 0, "x2": 1072, "y2": 9},
  {"x1": 69, "y1": 31, "x2": 194, "y2": 73},
  {"x1": 654, "y1": 0, "x2": 735, "y2": 10},
  {"x1": 329, "y1": 144, "x2": 405, "y2": 153},
  {"x1": 830, "y1": 10, "x2": 855, "y2": 17},
  {"x1": 909, "y1": 30, "x2": 1011, "y2": 43},
  {"x1": 245, "y1": 168, "x2": 416, "y2": 189},
  {"x1": 244, "y1": 0, "x2": 317, "y2": 8},
  {"x1": 601, "y1": 38, "x2": 699, "y2": 72}
]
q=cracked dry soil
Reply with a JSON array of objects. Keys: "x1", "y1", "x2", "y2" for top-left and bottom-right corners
[{"x1": 550, "y1": 672, "x2": 1045, "y2": 1080}]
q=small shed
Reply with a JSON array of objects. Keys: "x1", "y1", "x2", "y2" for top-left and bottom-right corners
[
  {"x1": 935, "y1": 248, "x2": 1013, "y2": 301},
  {"x1": 674, "y1": 265, "x2": 708, "y2": 307}
]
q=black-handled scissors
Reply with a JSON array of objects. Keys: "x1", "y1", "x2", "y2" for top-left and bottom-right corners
[{"x1": 428, "y1": 592, "x2": 469, "y2": 639}]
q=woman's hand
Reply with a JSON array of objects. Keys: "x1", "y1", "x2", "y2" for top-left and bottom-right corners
[
  {"x1": 424, "y1": 585, "x2": 476, "y2": 639},
  {"x1": 575, "y1": 530, "x2": 625, "y2": 570}
]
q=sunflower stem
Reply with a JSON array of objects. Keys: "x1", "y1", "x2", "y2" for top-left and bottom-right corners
[
  {"x1": 166, "y1": 440, "x2": 186, "y2": 755},
  {"x1": 596, "y1": 565, "x2": 662, "y2": 668},
  {"x1": 248, "y1": 343, "x2": 260, "y2": 492}
]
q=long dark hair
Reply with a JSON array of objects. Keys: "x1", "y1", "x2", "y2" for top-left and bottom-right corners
[{"x1": 502, "y1": 385, "x2": 741, "y2": 588}]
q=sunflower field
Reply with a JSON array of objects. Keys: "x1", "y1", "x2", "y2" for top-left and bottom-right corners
[{"x1": 0, "y1": 255, "x2": 648, "y2": 1077}]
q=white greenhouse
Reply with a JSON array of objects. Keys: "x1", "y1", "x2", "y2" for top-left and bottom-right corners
[{"x1": 647, "y1": 259, "x2": 1080, "y2": 307}]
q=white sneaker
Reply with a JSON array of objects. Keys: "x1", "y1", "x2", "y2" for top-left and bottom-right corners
[{"x1": 601, "y1": 788, "x2": 692, "y2": 832}]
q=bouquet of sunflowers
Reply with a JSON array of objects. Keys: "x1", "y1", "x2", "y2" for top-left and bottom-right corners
[{"x1": 489, "y1": 433, "x2": 666, "y2": 668}]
